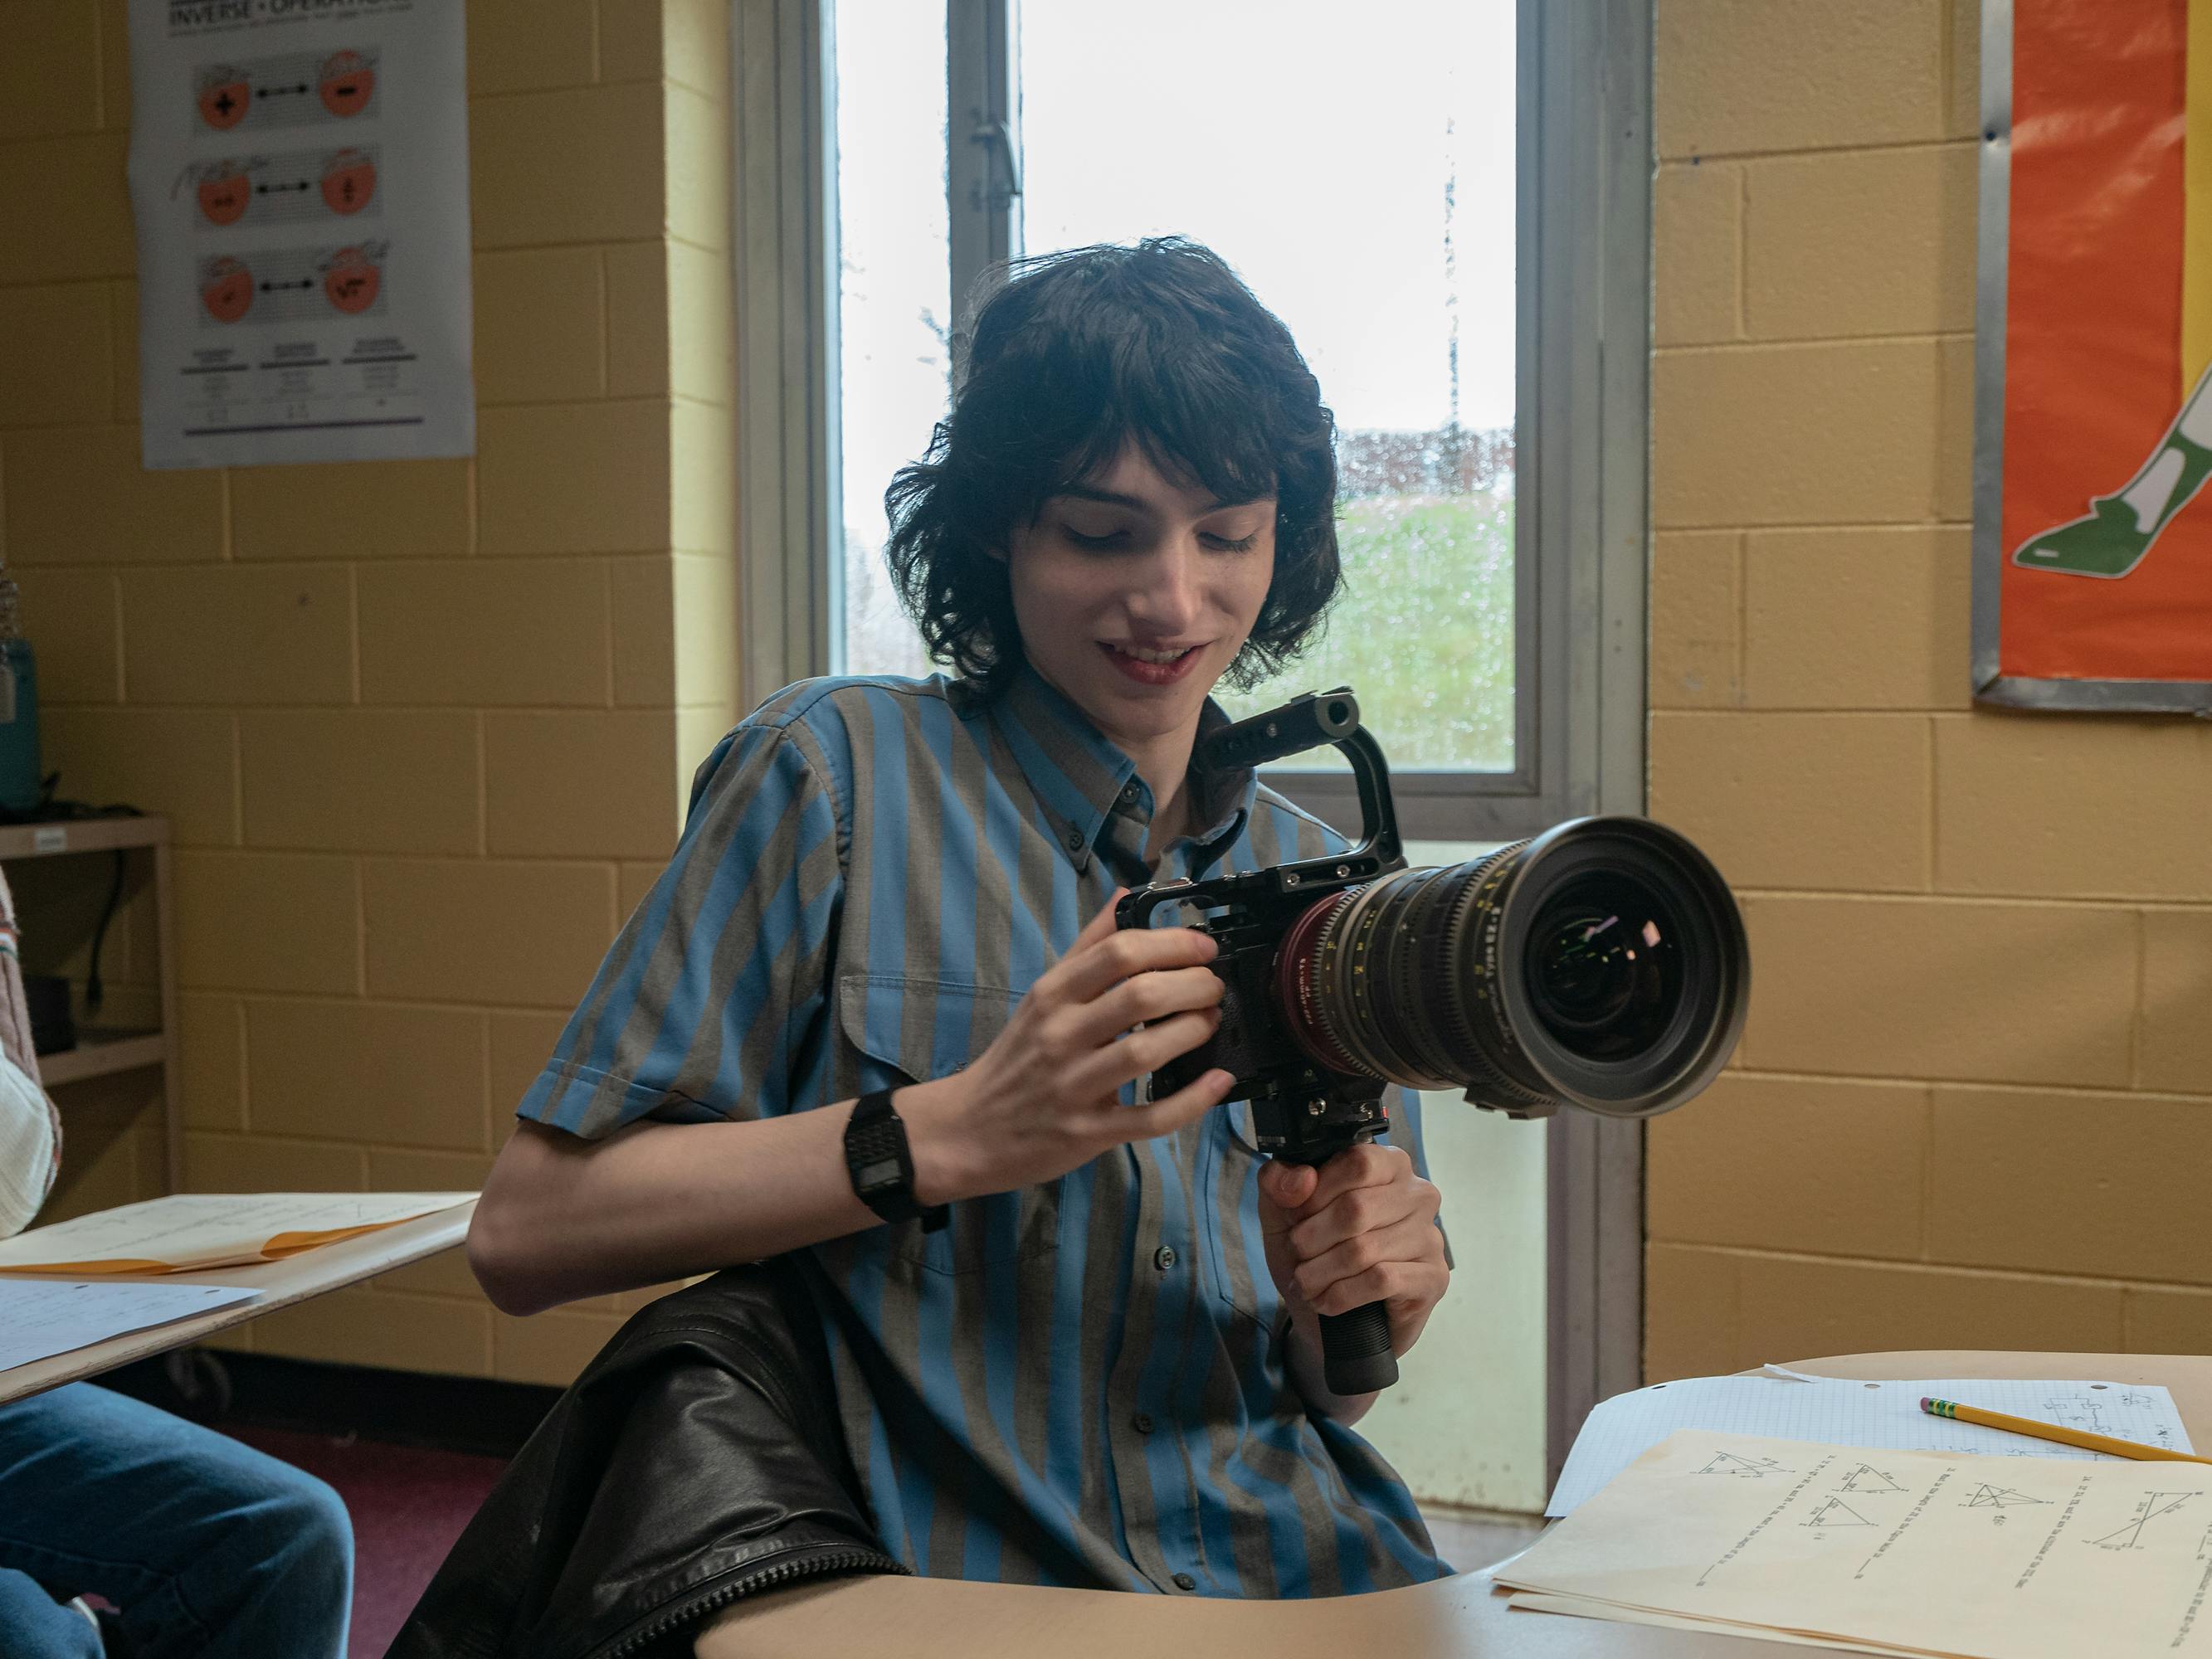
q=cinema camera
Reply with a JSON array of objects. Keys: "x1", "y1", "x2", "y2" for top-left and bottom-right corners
[{"x1": 1116, "y1": 689, "x2": 1750, "y2": 1397}]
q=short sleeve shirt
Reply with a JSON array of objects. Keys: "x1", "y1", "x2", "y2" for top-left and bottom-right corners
[{"x1": 517, "y1": 668, "x2": 1452, "y2": 1598}]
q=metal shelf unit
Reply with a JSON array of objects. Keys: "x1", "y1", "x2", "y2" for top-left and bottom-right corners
[{"x1": 5, "y1": 815, "x2": 180, "y2": 1192}]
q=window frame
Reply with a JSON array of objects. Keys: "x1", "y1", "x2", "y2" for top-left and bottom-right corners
[{"x1": 733, "y1": 0, "x2": 1654, "y2": 1491}]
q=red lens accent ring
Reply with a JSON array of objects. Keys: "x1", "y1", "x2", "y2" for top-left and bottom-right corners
[{"x1": 1273, "y1": 889, "x2": 1371, "y2": 1078}]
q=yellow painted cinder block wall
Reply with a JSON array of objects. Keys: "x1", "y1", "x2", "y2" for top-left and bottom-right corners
[
  {"x1": 1645, "y1": 0, "x2": 2212, "y2": 1377},
  {"x1": 0, "y1": 0, "x2": 739, "y2": 1384}
]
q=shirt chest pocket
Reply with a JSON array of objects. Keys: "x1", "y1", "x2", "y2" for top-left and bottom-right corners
[
  {"x1": 1197, "y1": 1102, "x2": 1284, "y2": 1332},
  {"x1": 835, "y1": 972, "x2": 1061, "y2": 1277}
]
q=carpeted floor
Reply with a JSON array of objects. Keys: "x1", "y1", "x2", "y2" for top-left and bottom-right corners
[{"x1": 222, "y1": 1425, "x2": 505, "y2": 1659}]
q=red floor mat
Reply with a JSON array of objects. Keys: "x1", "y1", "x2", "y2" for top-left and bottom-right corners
[{"x1": 222, "y1": 1424, "x2": 503, "y2": 1659}]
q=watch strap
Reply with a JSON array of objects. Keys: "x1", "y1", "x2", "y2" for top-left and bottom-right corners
[{"x1": 844, "y1": 1087, "x2": 949, "y2": 1233}]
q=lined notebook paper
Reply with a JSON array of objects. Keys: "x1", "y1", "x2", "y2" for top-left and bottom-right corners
[{"x1": 1547, "y1": 1374, "x2": 2195, "y2": 1516}]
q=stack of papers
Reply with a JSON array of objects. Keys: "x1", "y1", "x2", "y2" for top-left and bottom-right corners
[
  {"x1": 1549, "y1": 1370, "x2": 2195, "y2": 1515},
  {"x1": 0, "y1": 1279, "x2": 262, "y2": 1372},
  {"x1": 1502, "y1": 1428, "x2": 2212, "y2": 1657},
  {"x1": 0, "y1": 1192, "x2": 475, "y2": 1276}
]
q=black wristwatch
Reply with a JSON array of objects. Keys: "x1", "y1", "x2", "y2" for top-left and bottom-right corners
[{"x1": 844, "y1": 1088, "x2": 949, "y2": 1232}]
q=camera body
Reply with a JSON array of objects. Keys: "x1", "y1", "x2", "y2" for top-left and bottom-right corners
[
  {"x1": 1114, "y1": 688, "x2": 1415, "y2": 1170},
  {"x1": 1118, "y1": 688, "x2": 1749, "y2": 1394}
]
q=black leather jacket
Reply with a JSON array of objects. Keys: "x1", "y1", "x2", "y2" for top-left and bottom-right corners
[{"x1": 387, "y1": 1261, "x2": 904, "y2": 1659}]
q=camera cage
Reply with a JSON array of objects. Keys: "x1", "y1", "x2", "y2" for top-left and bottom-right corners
[{"x1": 1114, "y1": 688, "x2": 1422, "y2": 1165}]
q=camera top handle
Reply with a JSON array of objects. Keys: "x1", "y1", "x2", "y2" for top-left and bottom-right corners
[
  {"x1": 1197, "y1": 687, "x2": 1402, "y2": 873},
  {"x1": 1115, "y1": 688, "x2": 1404, "y2": 937}
]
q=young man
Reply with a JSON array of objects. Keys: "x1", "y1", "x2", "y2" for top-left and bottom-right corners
[{"x1": 467, "y1": 238, "x2": 1453, "y2": 1598}]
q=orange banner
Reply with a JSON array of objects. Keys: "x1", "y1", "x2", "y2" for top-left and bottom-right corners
[{"x1": 1999, "y1": 0, "x2": 2212, "y2": 686}]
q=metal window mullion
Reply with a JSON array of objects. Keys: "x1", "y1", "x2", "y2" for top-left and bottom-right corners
[
  {"x1": 948, "y1": 0, "x2": 1020, "y2": 367},
  {"x1": 734, "y1": 0, "x2": 840, "y2": 703},
  {"x1": 1535, "y1": 0, "x2": 1654, "y2": 1496}
]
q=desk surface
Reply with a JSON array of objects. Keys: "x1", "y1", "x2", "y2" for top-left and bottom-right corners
[
  {"x1": 0, "y1": 1199, "x2": 475, "y2": 1405},
  {"x1": 698, "y1": 1350, "x2": 2212, "y2": 1658}
]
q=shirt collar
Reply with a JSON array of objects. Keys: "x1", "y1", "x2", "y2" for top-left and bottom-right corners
[{"x1": 977, "y1": 664, "x2": 1256, "y2": 876}]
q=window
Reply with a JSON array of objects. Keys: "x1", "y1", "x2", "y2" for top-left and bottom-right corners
[{"x1": 828, "y1": 1, "x2": 1533, "y2": 834}]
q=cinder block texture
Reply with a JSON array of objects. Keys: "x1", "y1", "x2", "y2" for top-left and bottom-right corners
[
  {"x1": 121, "y1": 567, "x2": 353, "y2": 705},
  {"x1": 246, "y1": 1000, "x2": 489, "y2": 1151},
  {"x1": 479, "y1": 401, "x2": 671, "y2": 554},
  {"x1": 1647, "y1": 1073, "x2": 1928, "y2": 1260},
  {"x1": 231, "y1": 460, "x2": 471, "y2": 562},
  {"x1": 1742, "y1": 528, "x2": 1971, "y2": 711},
  {"x1": 1655, "y1": 0, "x2": 1966, "y2": 159},
  {"x1": 1644, "y1": 0, "x2": 2201, "y2": 1393},
  {"x1": 358, "y1": 559, "x2": 613, "y2": 707},
  {"x1": 1744, "y1": 145, "x2": 1976, "y2": 338},
  {"x1": 17, "y1": 570, "x2": 121, "y2": 703},
  {"x1": 0, "y1": 1, "x2": 751, "y2": 1389},
  {"x1": 43, "y1": 708, "x2": 237, "y2": 846},
  {"x1": 483, "y1": 711, "x2": 681, "y2": 859},
  {"x1": 362, "y1": 859, "x2": 616, "y2": 1007},
  {"x1": 1933, "y1": 718, "x2": 2212, "y2": 900},
  {"x1": 0, "y1": 285, "x2": 112, "y2": 426},
  {"x1": 1927, "y1": 1087, "x2": 2212, "y2": 1282},
  {"x1": 2141, "y1": 911, "x2": 2212, "y2": 1094},
  {"x1": 176, "y1": 853, "x2": 360, "y2": 996},
  {"x1": 1654, "y1": 162, "x2": 1741, "y2": 347},
  {"x1": 475, "y1": 248, "x2": 607, "y2": 405},
  {"x1": 1649, "y1": 713, "x2": 1930, "y2": 891},
  {"x1": 1645, "y1": 1246, "x2": 2126, "y2": 1380},
  {"x1": 470, "y1": 85, "x2": 665, "y2": 247},
  {"x1": 1654, "y1": 340, "x2": 1952, "y2": 528},
  {"x1": 1650, "y1": 533, "x2": 1741, "y2": 708},
  {"x1": 466, "y1": 0, "x2": 597, "y2": 95},
  {"x1": 241, "y1": 710, "x2": 481, "y2": 854},
  {"x1": 0, "y1": 1, "x2": 100, "y2": 142},
  {"x1": 43, "y1": 1073, "x2": 166, "y2": 1222},
  {"x1": 5, "y1": 426, "x2": 223, "y2": 562},
  {"x1": 1742, "y1": 897, "x2": 2136, "y2": 1087},
  {"x1": 0, "y1": 134, "x2": 132, "y2": 283},
  {"x1": 186, "y1": 1131, "x2": 366, "y2": 1194},
  {"x1": 177, "y1": 994, "x2": 246, "y2": 1132},
  {"x1": 2127, "y1": 1288, "x2": 2212, "y2": 1355}
]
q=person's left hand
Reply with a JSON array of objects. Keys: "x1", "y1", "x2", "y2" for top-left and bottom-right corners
[{"x1": 1256, "y1": 1141, "x2": 1449, "y2": 1389}]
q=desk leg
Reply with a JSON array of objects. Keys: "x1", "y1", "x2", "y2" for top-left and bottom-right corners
[{"x1": 154, "y1": 839, "x2": 182, "y2": 1194}]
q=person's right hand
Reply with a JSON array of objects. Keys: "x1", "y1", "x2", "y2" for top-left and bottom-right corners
[{"x1": 903, "y1": 889, "x2": 1235, "y2": 1202}]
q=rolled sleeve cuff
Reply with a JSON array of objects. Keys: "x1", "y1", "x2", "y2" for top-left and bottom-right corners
[{"x1": 514, "y1": 1063, "x2": 709, "y2": 1139}]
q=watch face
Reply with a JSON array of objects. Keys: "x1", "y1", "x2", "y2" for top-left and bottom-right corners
[{"x1": 854, "y1": 1157, "x2": 904, "y2": 1194}]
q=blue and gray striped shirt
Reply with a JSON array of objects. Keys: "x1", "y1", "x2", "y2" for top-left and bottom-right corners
[{"x1": 518, "y1": 667, "x2": 1452, "y2": 1597}]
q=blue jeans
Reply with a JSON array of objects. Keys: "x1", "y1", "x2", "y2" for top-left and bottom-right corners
[{"x1": 0, "y1": 1382, "x2": 353, "y2": 1657}]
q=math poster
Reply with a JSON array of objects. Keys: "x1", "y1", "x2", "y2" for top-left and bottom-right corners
[
  {"x1": 126, "y1": 0, "x2": 474, "y2": 470},
  {"x1": 1977, "y1": 0, "x2": 2212, "y2": 710}
]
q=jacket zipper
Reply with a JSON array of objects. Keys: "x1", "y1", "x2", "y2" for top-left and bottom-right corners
[{"x1": 593, "y1": 1543, "x2": 907, "y2": 1659}]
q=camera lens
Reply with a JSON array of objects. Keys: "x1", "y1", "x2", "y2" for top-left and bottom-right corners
[
  {"x1": 1269, "y1": 817, "x2": 1747, "y2": 1119},
  {"x1": 1523, "y1": 873, "x2": 1682, "y2": 1062}
]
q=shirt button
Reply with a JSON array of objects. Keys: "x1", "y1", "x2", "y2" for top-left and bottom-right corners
[
  {"x1": 1064, "y1": 827, "x2": 1085, "y2": 852},
  {"x1": 1118, "y1": 781, "x2": 1138, "y2": 804},
  {"x1": 1153, "y1": 1245, "x2": 1177, "y2": 1271},
  {"x1": 1132, "y1": 1411, "x2": 1154, "y2": 1434},
  {"x1": 1172, "y1": 1573, "x2": 1197, "y2": 1592}
]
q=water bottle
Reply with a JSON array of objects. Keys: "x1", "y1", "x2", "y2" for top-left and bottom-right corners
[{"x1": 0, "y1": 574, "x2": 41, "y2": 815}]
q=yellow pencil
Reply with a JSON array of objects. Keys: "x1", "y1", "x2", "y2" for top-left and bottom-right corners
[{"x1": 1921, "y1": 1396, "x2": 2212, "y2": 1464}]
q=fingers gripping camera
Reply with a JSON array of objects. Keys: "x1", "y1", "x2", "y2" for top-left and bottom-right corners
[{"x1": 1116, "y1": 689, "x2": 1752, "y2": 1395}]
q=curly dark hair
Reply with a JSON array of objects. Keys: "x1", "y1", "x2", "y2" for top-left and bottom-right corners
[{"x1": 881, "y1": 236, "x2": 1342, "y2": 696}]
